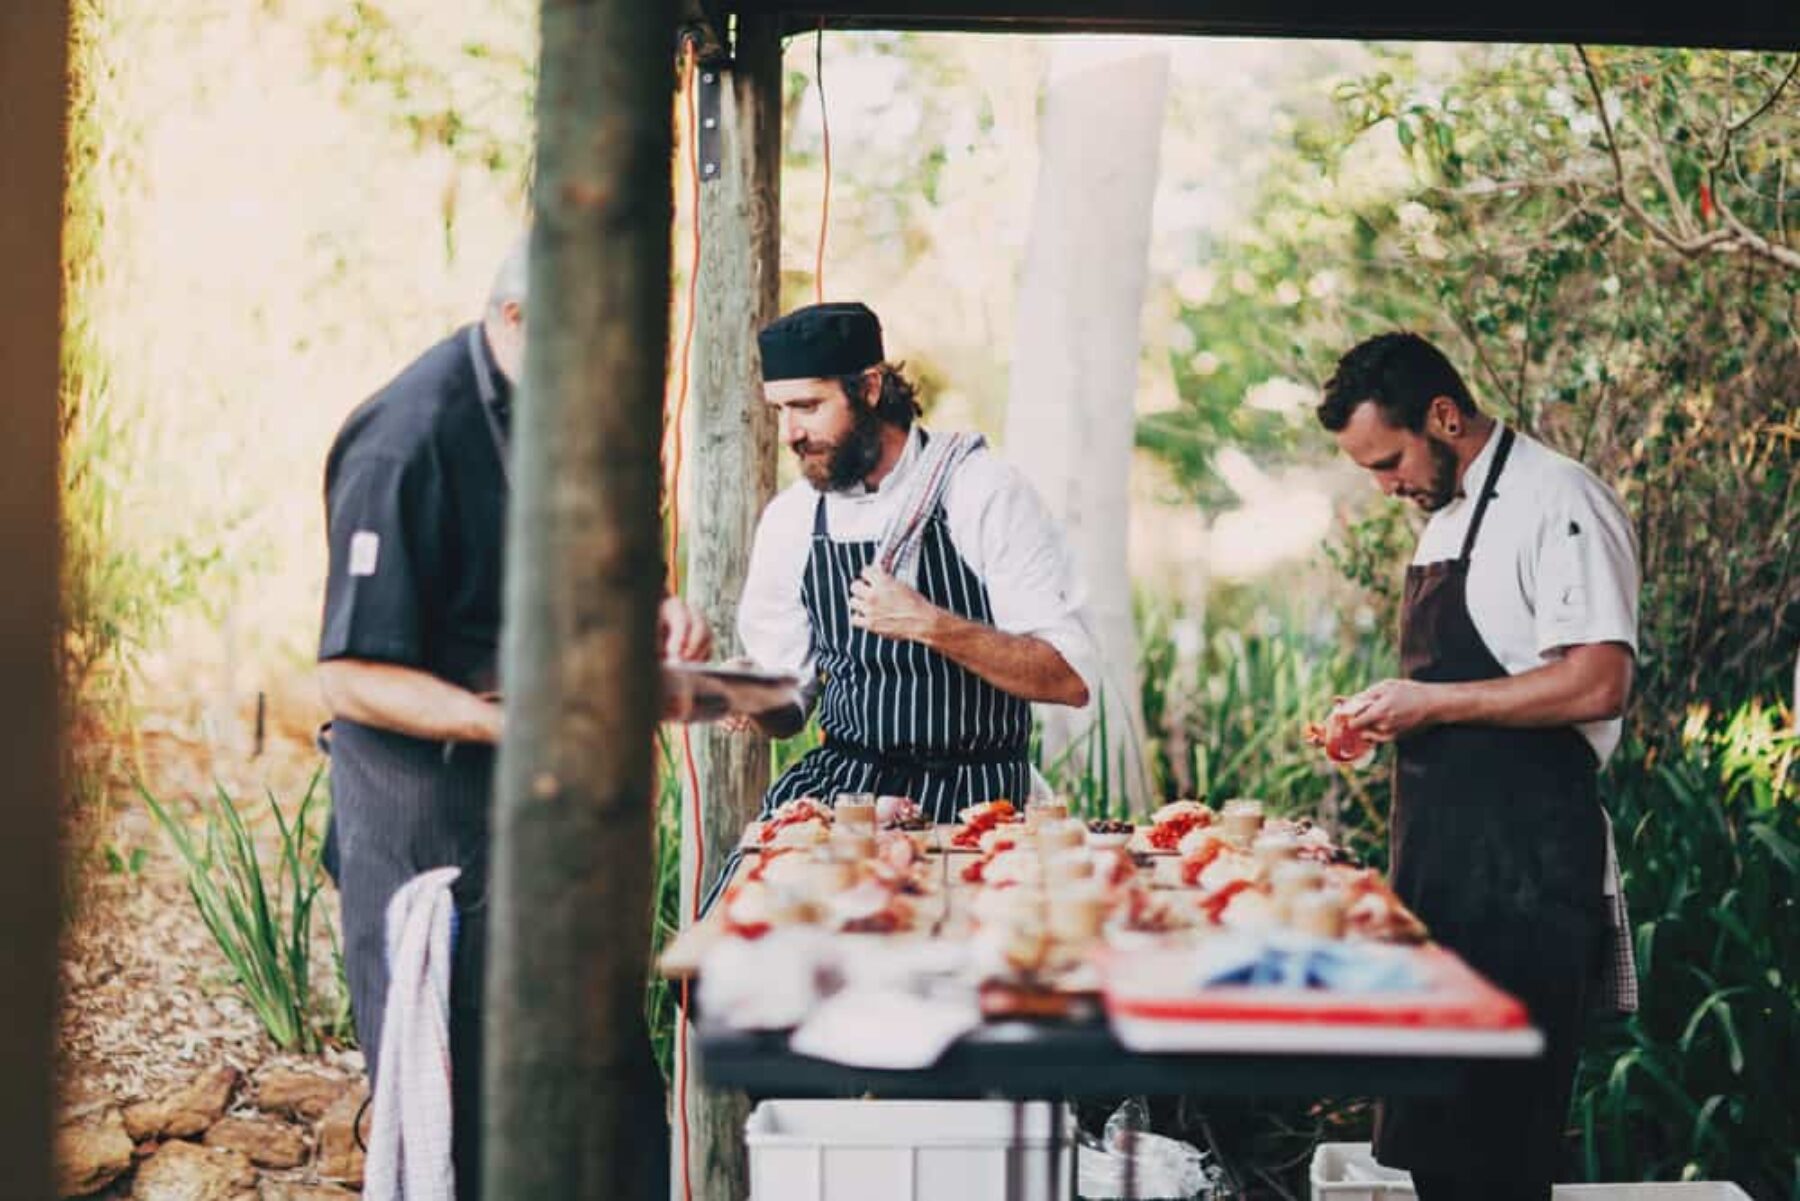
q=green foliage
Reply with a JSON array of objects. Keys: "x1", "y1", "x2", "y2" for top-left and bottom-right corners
[
  {"x1": 62, "y1": 0, "x2": 222, "y2": 813},
  {"x1": 307, "y1": 0, "x2": 537, "y2": 189},
  {"x1": 1576, "y1": 700, "x2": 1799, "y2": 1197},
  {"x1": 646, "y1": 732, "x2": 686, "y2": 1088},
  {"x1": 138, "y1": 768, "x2": 345, "y2": 1054}
]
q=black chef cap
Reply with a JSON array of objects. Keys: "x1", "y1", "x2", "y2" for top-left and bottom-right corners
[{"x1": 758, "y1": 302, "x2": 884, "y2": 382}]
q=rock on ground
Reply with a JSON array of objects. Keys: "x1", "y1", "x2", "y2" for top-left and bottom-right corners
[
  {"x1": 53, "y1": 1106, "x2": 134, "y2": 1197},
  {"x1": 313, "y1": 1082, "x2": 370, "y2": 1187},
  {"x1": 253, "y1": 1065, "x2": 353, "y2": 1123},
  {"x1": 132, "y1": 1139, "x2": 258, "y2": 1201},
  {"x1": 258, "y1": 1184, "x2": 360, "y2": 1201},
  {"x1": 204, "y1": 1114, "x2": 310, "y2": 1170},
  {"x1": 122, "y1": 1065, "x2": 240, "y2": 1141}
]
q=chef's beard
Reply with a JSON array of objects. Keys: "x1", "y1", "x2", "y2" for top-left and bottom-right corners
[
  {"x1": 797, "y1": 400, "x2": 886, "y2": 492},
  {"x1": 1405, "y1": 435, "x2": 1461, "y2": 512}
]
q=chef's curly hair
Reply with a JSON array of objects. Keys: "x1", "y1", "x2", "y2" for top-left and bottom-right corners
[
  {"x1": 835, "y1": 362, "x2": 923, "y2": 431},
  {"x1": 1317, "y1": 331, "x2": 1478, "y2": 433}
]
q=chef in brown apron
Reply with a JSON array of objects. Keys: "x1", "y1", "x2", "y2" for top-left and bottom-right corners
[{"x1": 1315, "y1": 332, "x2": 1640, "y2": 1199}]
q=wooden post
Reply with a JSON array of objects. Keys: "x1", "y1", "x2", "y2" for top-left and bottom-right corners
[
  {"x1": 0, "y1": 5, "x2": 67, "y2": 1197},
  {"x1": 678, "y1": 15, "x2": 783, "y2": 1201},
  {"x1": 487, "y1": 2, "x2": 675, "y2": 1198}
]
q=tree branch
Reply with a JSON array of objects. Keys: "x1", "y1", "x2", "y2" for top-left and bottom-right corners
[
  {"x1": 1576, "y1": 46, "x2": 1785, "y2": 270},
  {"x1": 1712, "y1": 52, "x2": 1800, "y2": 173},
  {"x1": 1713, "y1": 188, "x2": 1800, "y2": 270}
]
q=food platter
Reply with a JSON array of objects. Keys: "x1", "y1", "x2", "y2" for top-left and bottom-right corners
[{"x1": 1104, "y1": 943, "x2": 1541, "y2": 1056}]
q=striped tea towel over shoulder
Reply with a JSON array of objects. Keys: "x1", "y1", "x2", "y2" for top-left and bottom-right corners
[
  {"x1": 364, "y1": 866, "x2": 461, "y2": 1201},
  {"x1": 876, "y1": 430, "x2": 987, "y2": 588}
]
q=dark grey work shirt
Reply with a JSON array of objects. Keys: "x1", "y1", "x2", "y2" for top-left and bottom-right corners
[{"x1": 318, "y1": 324, "x2": 511, "y2": 694}]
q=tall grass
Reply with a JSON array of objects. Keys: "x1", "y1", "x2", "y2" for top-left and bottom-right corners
[
  {"x1": 139, "y1": 767, "x2": 344, "y2": 1053},
  {"x1": 646, "y1": 733, "x2": 686, "y2": 1086}
]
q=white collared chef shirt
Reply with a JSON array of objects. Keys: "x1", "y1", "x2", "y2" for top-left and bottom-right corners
[
  {"x1": 1412, "y1": 423, "x2": 1640, "y2": 763},
  {"x1": 737, "y1": 425, "x2": 1100, "y2": 708}
]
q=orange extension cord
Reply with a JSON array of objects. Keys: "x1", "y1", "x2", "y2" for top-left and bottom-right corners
[
  {"x1": 814, "y1": 20, "x2": 831, "y2": 304},
  {"x1": 670, "y1": 35, "x2": 704, "y2": 1201},
  {"x1": 671, "y1": 25, "x2": 834, "y2": 1198}
]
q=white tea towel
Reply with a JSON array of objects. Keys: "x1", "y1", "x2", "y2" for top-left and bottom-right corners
[
  {"x1": 874, "y1": 431, "x2": 986, "y2": 587},
  {"x1": 364, "y1": 866, "x2": 461, "y2": 1201},
  {"x1": 1596, "y1": 813, "x2": 1639, "y2": 1015}
]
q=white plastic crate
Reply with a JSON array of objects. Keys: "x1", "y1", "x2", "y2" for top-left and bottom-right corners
[
  {"x1": 745, "y1": 1099, "x2": 1075, "y2": 1201},
  {"x1": 1310, "y1": 1143, "x2": 1754, "y2": 1201}
]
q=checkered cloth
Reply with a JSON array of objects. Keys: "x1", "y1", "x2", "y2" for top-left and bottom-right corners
[
  {"x1": 1597, "y1": 813, "x2": 1639, "y2": 1015},
  {"x1": 875, "y1": 431, "x2": 987, "y2": 588},
  {"x1": 365, "y1": 866, "x2": 461, "y2": 1201}
]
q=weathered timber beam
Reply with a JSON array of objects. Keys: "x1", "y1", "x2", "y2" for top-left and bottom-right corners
[
  {"x1": 676, "y1": 14, "x2": 783, "y2": 1201},
  {"x1": 735, "y1": 0, "x2": 1800, "y2": 52},
  {"x1": 0, "y1": 5, "x2": 67, "y2": 1198},
  {"x1": 488, "y1": 1, "x2": 677, "y2": 1197}
]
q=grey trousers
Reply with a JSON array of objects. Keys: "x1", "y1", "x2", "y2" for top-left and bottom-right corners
[{"x1": 326, "y1": 719, "x2": 492, "y2": 1200}]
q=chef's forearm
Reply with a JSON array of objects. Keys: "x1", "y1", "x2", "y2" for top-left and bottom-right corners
[
  {"x1": 1430, "y1": 643, "x2": 1633, "y2": 729},
  {"x1": 919, "y1": 611, "x2": 1090, "y2": 707},
  {"x1": 318, "y1": 658, "x2": 502, "y2": 743}
]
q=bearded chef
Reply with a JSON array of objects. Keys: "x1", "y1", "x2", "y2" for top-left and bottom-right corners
[
  {"x1": 1319, "y1": 332, "x2": 1640, "y2": 1200},
  {"x1": 721, "y1": 301, "x2": 1098, "y2": 851}
]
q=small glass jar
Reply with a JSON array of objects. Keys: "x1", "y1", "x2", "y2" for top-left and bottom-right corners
[
  {"x1": 832, "y1": 792, "x2": 877, "y2": 831},
  {"x1": 828, "y1": 827, "x2": 878, "y2": 861},
  {"x1": 1291, "y1": 886, "x2": 1348, "y2": 940},
  {"x1": 1034, "y1": 819, "x2": 1085, "y2": 854},
  {"x1": 1042, "y1": 850, "x2": 1095, "y2": 884},
  {"x1": 1047, "y1": 886, "x2": 1109, "y2": 944},
  {"x1": 1251, "y1": 831, "x2": 1301, "y2": 870},
  {"x1": 1220, "y1": 797, "x2": 1266, "y2": 846}
]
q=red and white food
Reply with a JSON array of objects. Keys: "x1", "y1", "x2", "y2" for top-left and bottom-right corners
[
  {"x1": 720, "y1": 881, "x2": 776, "y2": 940},
  {"x1": 745, "y1": 847, "x2": 804, "y2": 886},
  {"x1": 1125, "y1": 886, "x2": 1192, "y2": 933},
  {"x1": 960, "y1": 834, "x2": 1025, "y2": 884},
  {"x1": 828, "y1": 879, "x2": 916, "y2": 934},
  {"x1": 1147, "y1": 800, "x2": 1217, "y2": 851},
  {"x1": 1205, "y1": 880, "x2": 1280, "y2": 931},
  {"x1": 1304, "y1": 704, "x2": 1376, "y2": 769},
  {"x1": 1263, "y1": 817, "x2": 1341, "y2": 863},
  {"x1": 1176, "y1": 825, "x2": 1229, "y2": 859},
  {"x1": 876, "y1": 794, "x2": 923, "y2": 829},
  {"x1": 758, "y1": 796, "x2": 834, "y2": 847},
  {"x1": 1337, "y1": 869, "x2": 1429, "y2": 943},
  {"x1": 1091, "y1": 847, "x2": 1139, "y2": 891},
  {"x1": 951, "y1": 799, "x2": 1018, "y2": 849},
  {"x1": 1178, "y1": 840, "x2": 1259, "y2": 892},
  {"x1": 861, "y1": 832, "x2": 931, "y2": 894}
]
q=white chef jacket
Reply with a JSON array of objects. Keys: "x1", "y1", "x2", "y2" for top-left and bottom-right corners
[
  {"x1": 1412, "y1": 423, "x2": 1640, "y2": 763},
  {"x1": 737, "y1": 425, "x2": 1100, "y2": 708}
]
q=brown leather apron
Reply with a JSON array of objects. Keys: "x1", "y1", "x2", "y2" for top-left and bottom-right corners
[{"x1": 1372, "y1": 428, "x2": 1606, "y2": 1186}]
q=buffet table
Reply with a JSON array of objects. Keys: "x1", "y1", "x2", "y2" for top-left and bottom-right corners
[{"x1": 662, "y1": 801, "x2": 1542, "y2": 1200}]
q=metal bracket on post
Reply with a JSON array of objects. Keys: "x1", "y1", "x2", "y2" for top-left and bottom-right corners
[{"x1": 698, "y1": 57, "x2": 728, "y2": 184}]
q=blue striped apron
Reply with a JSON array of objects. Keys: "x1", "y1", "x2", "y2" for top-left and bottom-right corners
[{"x1": 702, "y1": 489, "x2": 1031, "y2": 912}]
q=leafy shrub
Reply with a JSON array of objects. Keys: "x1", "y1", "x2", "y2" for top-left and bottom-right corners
[{"x1": 1576, "y1": 701, "x2": 1798, "y2": 1197}]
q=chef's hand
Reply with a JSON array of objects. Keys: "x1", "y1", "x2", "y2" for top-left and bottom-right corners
[
  {"x1": 659, "y1": 596, "x2": 713, "y2": 662},
  {"x1": 849, "y1": 566, "x2": 941, "y2": 643},
  {"x1": 1341, "y1": 679, "x2": 1442, "y2": 741}
]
